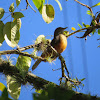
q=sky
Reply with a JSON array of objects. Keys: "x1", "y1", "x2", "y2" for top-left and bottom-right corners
[{"x1": 0, "y1": 0, "x2": 100, "y2": 100}]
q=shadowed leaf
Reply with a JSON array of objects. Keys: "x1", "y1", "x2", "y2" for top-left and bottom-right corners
[
  {"x1": 9, "y1": 2, "x2": 14, "y2": 12},
  {"x1": 0, "y1": 8, "x2": 5, "y2": 19},
  {"x1": 42, "y1": 4, "x2": 55, "y2": 24},
  {"x1": 7, "y1": 76, "x2": 21, "y2": 100},
  {"x1": 16, "y1": 0, "x2": 21, "y2": 6},
  {"x1": 12, "y1": 12, "x2": 24, "y2": 18}
]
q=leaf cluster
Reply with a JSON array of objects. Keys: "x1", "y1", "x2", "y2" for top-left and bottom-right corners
[{"x1": 0, "y1": 0, "x2": 23, "y2": 47}]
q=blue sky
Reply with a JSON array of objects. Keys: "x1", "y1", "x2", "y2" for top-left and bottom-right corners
[{"x1": 0, "y1": 0, "x2": 100, "y2": 99}]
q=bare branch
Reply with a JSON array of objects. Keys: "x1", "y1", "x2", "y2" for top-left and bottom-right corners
[
  {"x1": 0, "y1": 43, "x2": 47, "y2": 61},
  {"x1": 26, "y1": 0, "x2": 36, "y2": 12},
  {"x1": 74, "y1": 0, "x2": 94, "y2": 17},
  {"x1": 67, "y1": 27, "x2": 88, "y2": 37}
]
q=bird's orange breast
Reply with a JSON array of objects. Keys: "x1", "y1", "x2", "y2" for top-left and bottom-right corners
[{"x1": 54, "y1": 34, "x2": 67, "y2": 53}]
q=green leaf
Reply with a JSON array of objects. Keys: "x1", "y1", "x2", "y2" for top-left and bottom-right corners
[
  {"x1": 0, "y1": 82, "x2": 6, "y2": 91},
  {"x1": 16, "y1": 0, "x2": 21, "y2": 6},
  {"x1": 98, "y1": 29, "x2": 100, "y2": 35},
  {"x1": 80, "y1": 78, "x2": 85, "y2": 81},
  {"x1": 0, "y1": 8, "x2": 5, "y2": 19},
  {"x1": 16, "y1": 55, "x2": 31, "y2": 71},
  {"x1": 87, "y1": 10, "x2": 92, "y2": 16},
  {"x1": 3, "y1": 21, "x2": 20, "y2": 47},
  {"x1": 82, "y1": 22, "x2": 90, "y2": 28},
  {"x1": 35, "y1": 89, "x2": 43, "y2": 94},
  {"x1": 42, "y1": 4, "x2": 55, "y2": 24},
  {"x1": 32, "y1": 0, "x2": 45, "y2": 14},
  {"x1": 0, "y1": 21, "x2": 4, "y2": 45},
  {"x1": 9, "y1": 2, "x2": 14, "y2": 12},
  {"x1": 55, "y1": 0, "x2": 62, "y2": 11},
  {"x1": 1, "y1": 88, "x2": 12, "y2": 100},
  {"x1": 13, "y1": 18, "x2": 21, "y2": 30},
  {"x1": 85, "y1": 25, "x2": 90, "y2": 28},
  {"x1": 92, "y1": 20, "x2": 96, "y2": 26},
  {"x1": 92, "y1": 2, "x2": 100, "y2": 8},
  {"x1": 12, "y1": 12, "x2": 24, "y2": 18},
  {"x1": 92, "y1": 29, "x2": 96, "y2": 34},
  {"x1": 78, "y1": 23, "x2": 82, "y2": 28},
  {"x1": 82, "y1": 22, "x2": 86, "y2": 27},
  {"x1": 7, "y1": 75, "x2": 21, "y2": 100},
  {"x1": 63, "y1": 31, "x2": 69, "y2": 36}
]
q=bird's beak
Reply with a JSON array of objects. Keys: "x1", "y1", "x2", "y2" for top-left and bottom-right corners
[
  {"x1": 64, "y1": 27, "x2": 68, "y2": 30},
  {"x1": 62, "y1": 27, "x2": 68, "y2": 31}
]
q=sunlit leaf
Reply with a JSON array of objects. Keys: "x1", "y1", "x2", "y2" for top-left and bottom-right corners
[
  {"x1": 55, "y1": 0, "x2": 62, "y2": 11},
  {"x1": 71, "y1": 27, "x2": 76, "y2": 31},
  {"x1": 85, "y1": 25, "x2": 90, "y2": 28},
  {"x1": 12, "y1": 12, "x2": 24, "y2": 18},
  {"x1": 0, "y1": 21, "x2": 4, "y2": 45},
  {"x1": 98, "y1": 29, "x2": 100, "y2": 35},
  {"x1": 16, "y1": 0, "x2": 21, "y2": 6},
  {"x1": 16, "y1": 54, "x2": 31, "y2": 71},
  {"x1": 42, "y1": 4, "x2": 55, "y2": 24},
  {"x1": 35, "y1": 89, "x2": 43, "y2": 94},
  {"x1": 32, "y1": 0, "x2": 45, "y2": 14},
  {"x1": 87, "y1": 10, "x2": 92, "y2": 16},
  {"x1": 7, "y1": 75, "x2": 21, "y2": 100},
  {"x1": 13, "y1": 18, "x2": 21, "y2": 30},
  {"x1": 9, "y1": 2, "x2": 14, "y2": 12},
  {"x1": 82, "y1": 22, "x2": 86, "y2": 27},
  {"x1": 78, "y1": 23, "x2": 82, "y2": 28},
  {"x1": 3, "y1": 22, "x2": 20, "y2": 47},
  {"x1": 92, "y1": 2, "x2": 100, "y2": 8},
  {"x1": 0, "y1": 82, "x2": 6, "y2": 91},
  {"x1": 82, "y1": 22, "x2": 90, "y2": 28},
  {"x1": 0, "y1": 8, "x2": 5, "y2": 19},
  {"x1": 64, "y1": 31, "x2": 69, "y2": 36},
  {"x1": 80, "y1": 78, "x2": 85, "y2": 81}
]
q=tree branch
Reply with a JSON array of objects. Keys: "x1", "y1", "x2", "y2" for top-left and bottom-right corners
[
  {"x1": 0, "y1": 58, "x2": 100, "y2": 100},
  {"x1": 74, "y1": 0, "x2": 94, "y2": 18},
  {"x1": 67, "y1": 23, "x2": 100, "y2": 38},
  {"x1": 0, "y1": 60, "x2": 54, "y2": 89},
  {"x1": 26, "y1": 0, "x2": 36, "y2": 12},
  {"x1": 0, "y1": 43, "x2": 47, "y2": 61}
]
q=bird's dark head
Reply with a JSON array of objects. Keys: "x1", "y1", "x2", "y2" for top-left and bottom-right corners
[{"x1": 54, "y1": 27, "x2": 67, "y2": 38}]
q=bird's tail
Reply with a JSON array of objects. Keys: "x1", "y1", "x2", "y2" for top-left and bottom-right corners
[{"x1": 32, "y1": 59, "x2": 42, "y2": 70}]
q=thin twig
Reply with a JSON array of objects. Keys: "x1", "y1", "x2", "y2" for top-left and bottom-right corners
[
  {"x1": 67, "y1": 23, "x2": 100, "y2": 38},
  {"x1": 74, "y1": 0, "x2": 94, "y2": 17},
  {"x1": 26, "y1": 0, "x2": 36, "y2": 12},
  {"x1": 58, "y1": 54, "x2": 70, "y2": 78},
  {"x1": 64, "y1": 74, "x2": 81, "y2": 85},
  {"x1": 67, "y1": 27, "x2": 88, "y2": 37},
  {"x1": 0, "y1": 43, "x2": 48, "y2": 61},
  {"x1": 3, "y1": 14, "x2": 11, "y2": 21}
]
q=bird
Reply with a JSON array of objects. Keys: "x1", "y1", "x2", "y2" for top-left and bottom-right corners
[{"x1": 32, "y1": 27, "x2": 68, "y2": 70}]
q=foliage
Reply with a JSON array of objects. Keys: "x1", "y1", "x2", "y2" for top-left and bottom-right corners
[
  {"x1": 7, "y1": 76, "x2": 21, "y2": 99},
  {"x1": 33, "y1": 84, "x2": 75, "y2": 100},
  {"x1": 0, "y1": 83, "x2": 12, "y2": 100},
  {"x1": 33, "y1": 83, "x2": 100, "y2": 100}
]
